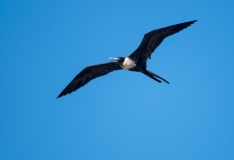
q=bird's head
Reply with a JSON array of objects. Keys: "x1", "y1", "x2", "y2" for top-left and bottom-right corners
[{"x1": 110, "y1": 57, "x2": 124, "y2": 63}]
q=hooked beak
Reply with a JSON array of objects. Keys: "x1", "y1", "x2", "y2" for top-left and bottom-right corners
[{"x1": 110, "y1": 57, "x2": 119, "y2": 61}]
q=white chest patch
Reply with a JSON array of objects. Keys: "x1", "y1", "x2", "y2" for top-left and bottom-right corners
[{"x1": 122, "y1": 57, "x2": 136, "y2": 70}]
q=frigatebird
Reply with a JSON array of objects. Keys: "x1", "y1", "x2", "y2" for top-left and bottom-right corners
[{"x1": 57, "y1": 20, "x2": 197, "y2": 98}]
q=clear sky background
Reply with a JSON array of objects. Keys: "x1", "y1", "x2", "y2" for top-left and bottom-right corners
[{"x1": 1, "y1": 0, "x2": 234, "y2": 160}]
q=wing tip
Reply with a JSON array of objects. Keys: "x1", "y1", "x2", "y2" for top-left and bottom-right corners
[
  {"x1": 174, "y1": 19, "x2": 197, "y2": 32},
  {"x1": 56, "y1": 90, "x2": 70, "y2": 99},
  {"x1": 191, "y1": 20, "x2": 197, "y2": 22},
  {"x1": 186, "y1": 20, "x2": 198, "y2": 26},
  {"x1": 56, "y1": 93, "x2": 63, "y2": 99},
  {"x1": 191, "y1": 19, "x2": 197, "y2": 23}
]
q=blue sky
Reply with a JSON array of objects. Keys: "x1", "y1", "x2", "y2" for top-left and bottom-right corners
[{"x1": 1, "y1": 0, "x2": 234, "y2": 160}]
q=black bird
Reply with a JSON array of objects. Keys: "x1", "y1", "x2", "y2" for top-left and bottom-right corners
[{"x1": 57, "y1": 20, "x2": 197, "y2": 98}]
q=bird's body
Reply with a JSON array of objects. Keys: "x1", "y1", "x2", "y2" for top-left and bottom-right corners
[
  {"x1": 57, "y1": 20, "x2": 197, "y2": 98},
  {"x1": 122, "y1": 57, "x2": 136, "y2": 70}
]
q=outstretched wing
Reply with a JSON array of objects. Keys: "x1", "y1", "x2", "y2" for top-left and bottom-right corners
[
  {"x1": 57, "y1": 62, "x2": 122, "y2": 98},
  {"x1": 129, "y1": 20, "x2": 197, "y2": 64}
]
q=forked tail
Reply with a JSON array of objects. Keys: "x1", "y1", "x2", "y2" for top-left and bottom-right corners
[{"x1": 143, "y1": 70, "x2": 169, "y2": 84}]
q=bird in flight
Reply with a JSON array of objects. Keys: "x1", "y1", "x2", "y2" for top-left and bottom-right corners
[{"x1": 57, "y1": 20, "x2": 197, "y2": 98}]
